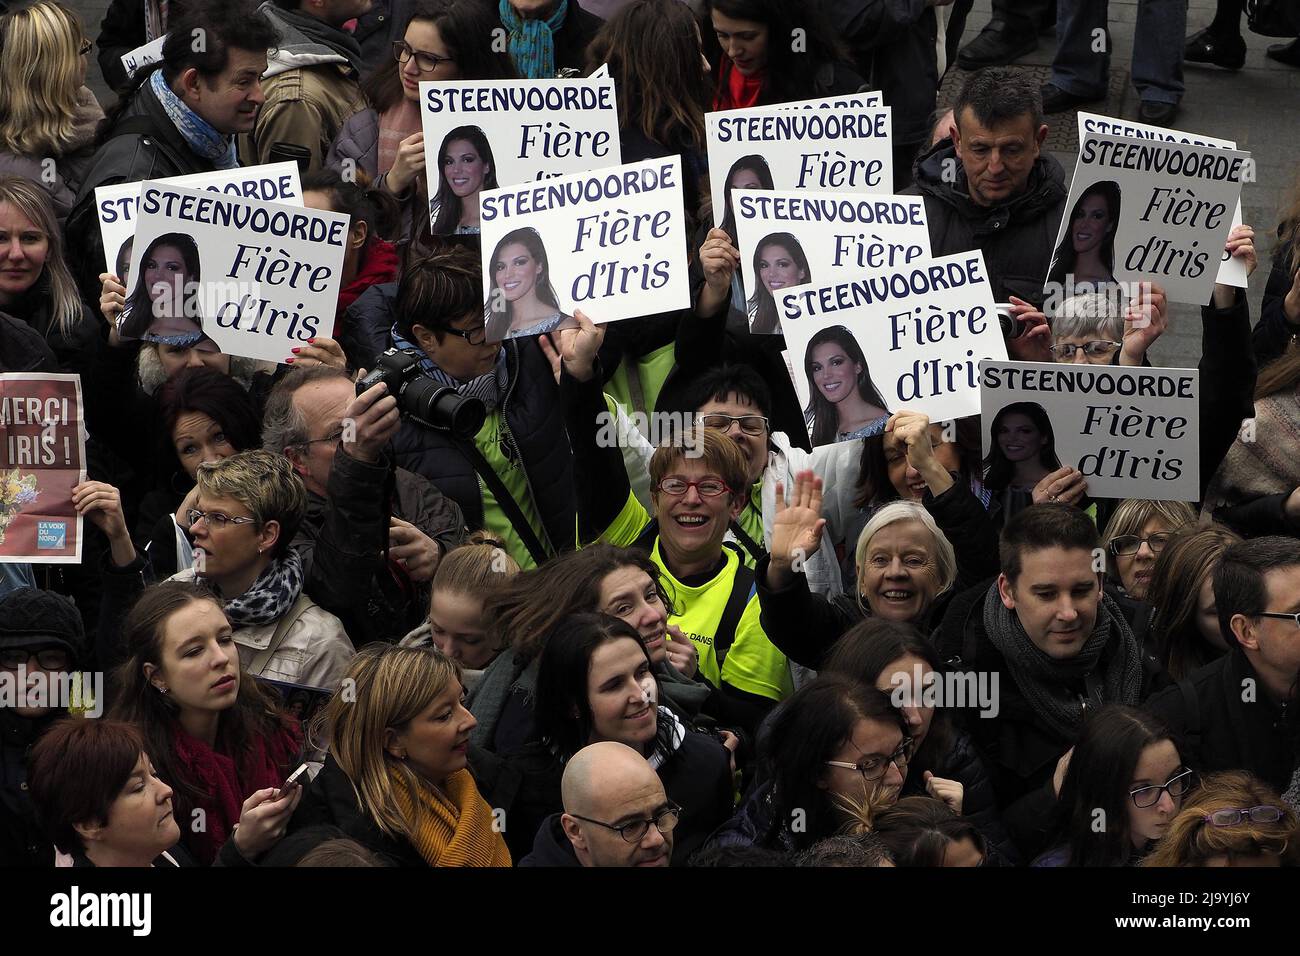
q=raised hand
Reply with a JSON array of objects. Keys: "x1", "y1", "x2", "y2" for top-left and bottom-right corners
[{"x1": 767, "y1": 469, "x2": 826, "y2": 589}]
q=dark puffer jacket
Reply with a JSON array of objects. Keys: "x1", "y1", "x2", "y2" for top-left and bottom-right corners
[
  {"x1": 391, "y1": 339, "x2": 576, "y2": 561},
  {"x1": 288, "y1": 755, "x2": 425, "y2": 866},
  {"x1": 910, "y1": 139, "x2": 1069, "y2": 308}
]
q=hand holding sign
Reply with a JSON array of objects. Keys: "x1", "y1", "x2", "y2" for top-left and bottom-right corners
[
  {"x1": 387, "y1": 132, "x2": 427, "y2": 196},
  {"x1": 71, "y1": 480, "x2": 135, "y2": 567},
  {"x1": 97, "y1": 273, "x2": 127, "y2": 346},
  {"x1": 1119, "y1": 282, "x2": 1168, "y2": 367},
  {"x1": 555, "y1": 309, "x2": 605, "y2": 383},
  {"x1": 698, "y1": 227, "x2": 741, "y2": 316},
  {"x1": 1032, "y1": 466, "x2": 1089, "y2": 507},
  {"x1": 887, "y1": 410, "x2": 955, "y2": 496},
  {"x1": 1214, "y1": 223, "x2": 1257, "y2": 309}
]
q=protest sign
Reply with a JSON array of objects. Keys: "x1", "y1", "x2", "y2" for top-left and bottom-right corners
[
  {"x1": 734, "y1": 190, "x2": 930, "y2": 333},
  {"x1": 478, "y1": 156, "x2": 689, "y2": 342},
  {"x1": 0, "y1": 375, "x2": 86, "y2": 564},
  {"x1": 705, "y1": 101, "x2": 893, "y2": 233},
  {"x1": 95, "y1": 163, "x2": 304, "y2": 279},
  {"x1": 979, "y1": 360, "x2": 1200, "y2": 500},
  {"x1": 419, "y1": 77, "x2": 622, "y2": 234},
  {"x1": 124, "y1": 181, "x2": 349, "y2": 364},
  {"x1": 120, "y1": 36, "x2": 167, "y2": 80},
  {"x1": 778, "y1": 251, "x2": 1007, "y2": 425},
  {"x1": 1077, "y1": 112, "x2": 1247, "y2": 290},
  {"x1": 1047, "y1": 132, "x2": 1249, "y2": 305},
  {"x1": 772, "y1": 92, "x2": 883, "y2": 110}
]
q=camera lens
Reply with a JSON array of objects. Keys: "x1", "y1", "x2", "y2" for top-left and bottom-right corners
[{"x1": 402, "y1": 378, "x2": 487, "y2": 438}]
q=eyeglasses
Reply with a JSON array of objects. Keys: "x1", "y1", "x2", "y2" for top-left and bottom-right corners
[
  {"x1": 78, "y1": 39, "x2": 92, "y2": 56},
  {"x1": 1256, "y1": 611, "x2": 1300, "y2": 630},
  {"x1": 567, "y1": 802, "x2": 681, "y2": 843},
  {"x1": 1049, "y1": 340, "x2": 1122, "y2": 359},
  {"x1": 297, "y1": 429, "x2": 345, "y2": 449},
  {"x1": 825, "y1": 737, "x2": 914, "y2": 781},
  {"x1": 0, "y1": 648, "x2": 71, "y2": 670},
  {"x1": 1202, "y1": 806, "x2": 1285, "y2": 827},
  {"x1": 1110, "y1": 532, "x2": 1173, "y2": 556},
  {"x1": 444, "y1": 323, "x2": 488, "y2": 346},
  {"x1": 187, "y1": 509, "x2": 257, "y2": 530},
  {"x1": 656, "y1": 477, "x2": 731, "y2": 498},
  {"x1": 393, "y1": 40, "x2": 454, "y2": 73},
  {"x1": 699, "y1": 413, "x2": 769, "y2": 436},
  {"x1": 1129, "y1": 768, "x2": 1196, "y2": 808}
]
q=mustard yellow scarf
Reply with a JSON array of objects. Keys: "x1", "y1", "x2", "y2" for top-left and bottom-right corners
[{"x1": 389, "y1": 767, "x2": 512, "y2": 867}]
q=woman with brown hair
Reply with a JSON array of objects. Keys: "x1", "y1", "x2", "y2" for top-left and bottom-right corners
[
  {"x1": 1145, "y1": 526, "x2": 1242, "y2": 681},
  {"x1": 1251, "y1": 171, "x2": 1300, "y2": 368},
  {"x1": 107, "y1": 582, "x2": 303, "y2": 865},
  {"x1": 1143, "y1": 771, "x2": 1300, "y2": 867}
]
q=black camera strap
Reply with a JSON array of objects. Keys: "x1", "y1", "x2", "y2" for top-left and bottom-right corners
[{"x1": 459, "y1": 440, "x2": 550, "y2": 567}]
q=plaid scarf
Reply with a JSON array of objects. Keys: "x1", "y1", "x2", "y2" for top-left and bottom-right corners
[
  {"x1": 149, "y1": 69, "x2": 238, "y2": 169},
  {"x1": 498, "y1": 0, "x2": 568, "y2": 79}
]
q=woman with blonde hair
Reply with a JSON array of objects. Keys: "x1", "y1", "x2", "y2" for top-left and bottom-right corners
[
  {"x1": 0, "y1": 176, "x2": 97, "y2": 371},
  {"x1": 1100, "y1": 499, "x2": 1197, "y2": 601},
  {"x1": 291, "y1": 644, "x2": 512, "y2": 867},
  {"x1": 400, "y1": 531, "x2": 521, "y2": 688},
  {"x1": 1143, "y1": 771, "x2": 1300, "y2": 867},
  {"x1": 0, "y1": 0, "x2": 104, "y2": 223}
]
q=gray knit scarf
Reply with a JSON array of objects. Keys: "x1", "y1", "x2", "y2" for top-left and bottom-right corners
[{"x1": 982, "y1": 583, "x2": 1143, "y2": 741}]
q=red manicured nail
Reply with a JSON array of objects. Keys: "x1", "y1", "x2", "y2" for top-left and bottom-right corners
[
  {"x1": 285, "y1": 358, "x2": 295, "y2": 364},
  {"x1": 291, "y1": 347, "x2": 301, "y2": 354}
]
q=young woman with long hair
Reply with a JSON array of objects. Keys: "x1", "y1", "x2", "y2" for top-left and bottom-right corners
[
  {"x1": 1145, "y1": 526, "x2": 1242, "y2": 680},
  {"x1": 983, "y1": 401, "x2": 1065, "y2": 519},
  {"x1": 293, "y1": 644, "x2": 512, "y2": 866},
  {"x1": 483, "y1": 226, "x2": 573, "y2": 340},
  {"x1": 802, "y1": 325, "x2": 888, "y2": 445},
  {"x1": 0, "y1": 0, "x2": 103, "y2": 223},
  {"x1": 1047, "y1": 180, "x2": 1122, "y2": 292},
  {"x1": 1033, "y1": 706, "x2": 1192, "y2": 867},
  {"x1": 429, "y1": 126, "x2": 497, "y2": 236},
  {"x1": 747, "y1": 231, "x2": 810, "y2": 334},
  {"x1": 107, "y1": 582, "x2": 303, "y2": 865},
  {"x1": 117, "y1": 232, "x2": 204, "y2": 343},
  {"x1": 327, "y1": 0, "x2": 517, "y2": 240}
]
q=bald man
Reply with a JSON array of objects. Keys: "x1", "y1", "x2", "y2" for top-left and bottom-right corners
[{"x1": 519, "y1": 742, "x2": 677, "y2": 867}]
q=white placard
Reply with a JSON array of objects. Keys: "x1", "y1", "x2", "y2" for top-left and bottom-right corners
[
  {"x1": 706, "y1": 101, "x2": 893, "y2": 231},
  {"x1": 120, "y1": 36, "x2": 167, "y2": 79},
  {"x1": 124, "y1": 181, "x2": 348, "y2": 364},
  {"x1": 980, "y1": 360, "x2": 1200, "y2": 501},
  {"x1": 1077, "y1": 112, "x2": 1246, "y2": 290},
  {"x1": 777, "y1": 251, "x2": 1007, "y2": 424},
  {"x1": 419, "y1": 77, "x2": 621, "y2": 235},
  {"x1": 734, "y1": 190, "x2": 930, "y2": 333},
  {"x1": 478, "y1": 157, "x2": 690, "y2": 342},
  {"x1": 95, "y1": 163, "x2": 303, "y2": 279},
  {"x1": 1048, "y1": 132, "x2": 1249, "y2": 305}
]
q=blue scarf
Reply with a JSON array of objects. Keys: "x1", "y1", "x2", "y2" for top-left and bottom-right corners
[
  {"x1": 499, "y1": 0, "x2": 568, "y2": 80},
  {"x1": 149, "y1": 70, "x2": 239, "y2": 169},
  {"x1": 390, "y1": 324, "x2": 509, "y2": 412}
]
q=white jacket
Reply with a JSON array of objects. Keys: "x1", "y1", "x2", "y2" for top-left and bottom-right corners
[{"x1": 169, "y1": 569, "x2": 355, "y2": 691}]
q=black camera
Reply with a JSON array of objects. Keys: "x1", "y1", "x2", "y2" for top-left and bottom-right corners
[{"x1": 357, "y1": 349, "x2": 486, "y2": 439}]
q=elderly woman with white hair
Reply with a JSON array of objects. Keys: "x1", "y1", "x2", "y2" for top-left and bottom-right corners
[
  {"x1": 756, "y1": 479, "x2": 964, "y2": 669},
  {"x1": 1048, "y1": 292, "x2": 1128, "y2": 365}
]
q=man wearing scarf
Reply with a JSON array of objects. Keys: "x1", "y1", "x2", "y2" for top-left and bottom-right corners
[
  {"x1": 936, "y1": 504, "x2": 1167, "y2": 857},
  {"x1": 497, "y1": 0, "x2": 603, "y2": 79},
  {"x1": 240, "y1": 0, "x2": 371, "y2": 173},
  {"x1": 68, "y1": 0, "x2": 278, "y2": 299}
]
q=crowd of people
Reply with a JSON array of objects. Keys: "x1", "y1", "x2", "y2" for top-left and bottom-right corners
[{"x1": 0, "y1": 0, "x2": 1298, "y2": 872}]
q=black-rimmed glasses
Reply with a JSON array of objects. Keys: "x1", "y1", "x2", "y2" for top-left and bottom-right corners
[
  {"x1": 567, "y1": 802, "x2": 681, "y2": 843},
  {"x1": 444, "y1": 323, "x2": 488, "y2": 346},
  {"x1": 393, "y1": 40, "x2": 454, "y2": 73},
  {"x1": 1256, "y1": 611, "x2": 1300, "y2": 630},
  {"x1": 1129, "y1": 768, "x2": 1196, "y2": 808},
  {"x1": 1110, "y1": 532, "x2": 1173, "y2": 556},
  {"x1": 825, "y1": 737, "x2": 914, "y2": 781},
  {"x1": 0, "y1": 648, "x2": 71, "y2": 670}
]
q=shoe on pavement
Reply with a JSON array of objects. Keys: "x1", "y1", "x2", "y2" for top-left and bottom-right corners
[
  {"x1": 1266, "y1": 38, "x2": 1300, "y2": 67},
  {"x1": 1184, "y1": 27, "x2": 1247, "y2": 70},
  {"x1": 1137, "y1": 100, "x2": 1179, "y2": 127},
  {"x1": 957, "y1": 22, "x2": 1038, "y2": 71},
  {"x1": 1040, "y1": 83, "x2": 1105, "y2": 114}
]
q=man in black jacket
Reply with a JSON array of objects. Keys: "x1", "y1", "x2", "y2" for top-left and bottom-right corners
[
  {"x1": 262, "y1": 365, "x2": 465, "y2": 646},
  {"x1": 910, "y1": 67, "x2": 1067, "y2": 309},
  {"x1": 936, "y1": 504, "x2": 1166, "y2": 833},
  {"x1": 520, "y1": 742, "x2": 674, "y2": 867},
  {"x1": 1145, "y1": 537, "x2": 1300, "y2": 794},
  {"x1": 68, "y1": 0, "x2": 279, "y2": 297}
]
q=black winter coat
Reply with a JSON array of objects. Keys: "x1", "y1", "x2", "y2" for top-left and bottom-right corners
[
  {"x1": 0, "y1": 712, "x2": 58, "y2": 867},
  {"x1": 95, "y1": 0, "x2": 192, "y2": 93},
  {"x1": 1249, "y1": 233, "x2": 1298, "y2": 369},
  {"x1": 1145, "y1": 647, "x2": 1298, "y2": 795},
  {"x1": 0, "y1": 311, "x2": 58, "y2": 373},
  {"x1": 657, "y1": 728, "x2": 735, "y2": 865},
  {"x1": 293, "y1": 448, "x2": 465, "y2": 646},
  {"x1": 518, "y1": 813, "x2": 580, "y2": 867},
  {"x1": 391, "y1": 340, "x2": 576, "y2": 561},
  {"x1": 288, "y1": 755, "x2": 426, "y2": 866},
  {"x1": 910, "y1": 140, "x2": 1069, "y2": 308},
  {"x1": 934, "y1": 579, "x2": 1168, "y2": 815}
]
